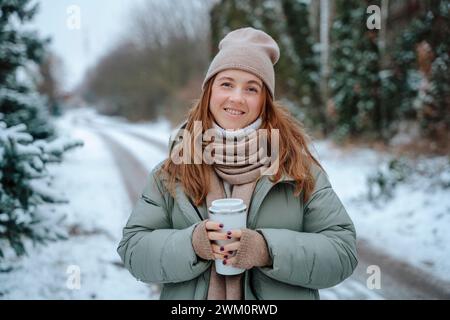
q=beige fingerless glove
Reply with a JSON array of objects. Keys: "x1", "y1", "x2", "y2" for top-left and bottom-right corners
[
  {"x1": 192, "y1": 220, "x2": 215, "y2": 260},
  {"x1": 233, "y1": 229, "x2": 272, "y2": 269}
]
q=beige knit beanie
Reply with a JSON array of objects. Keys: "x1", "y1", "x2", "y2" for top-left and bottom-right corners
[{"x1": 202, "y1": 27, "x2": 280, "y2": 99}]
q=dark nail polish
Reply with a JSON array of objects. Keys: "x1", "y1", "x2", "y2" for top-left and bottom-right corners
[
  {"x1": 227, "y1": 235, "x2": 232, "y2": 239},
  {"x1": 219, "y1": 224, "x2": 224, "y2": 228},
  {"x1": 223, "y1": 260, "x2": 227, "y2": 265},
  {"x1": 227, "y1": 231, "x2": 232, "y2": 235},
  {"x1": 220, "y1": 246, "x2": 224, "y2": 251},
  {"x1": 228, "y1": 251, "x2": 233, "y2": 254},
  {"x1": 224, "y1": 255, "x2": 228, "y2": 259}
]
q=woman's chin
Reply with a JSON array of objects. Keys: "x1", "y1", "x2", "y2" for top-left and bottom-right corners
[{"x1": 217, "y1": 120, "x2": 244, "y2": 131}]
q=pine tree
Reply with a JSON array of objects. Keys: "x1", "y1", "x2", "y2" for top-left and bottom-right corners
[
  {"x1": 389, "y1": 0, "x2": 450, "y2": 140},
  {"x1": 0, "y1": 1, "x2": 83, "y2": 259},
  {"x1": 0, "y1": 0, "x2": 53, "y2": 140},
  {"x1": 329, "y1": 0, "x2": 383, "y2": 139},
  {"x1": 0, "y1": 122, "x2": 82, "y2": 258},
  {"x1": 281, "y1": 0, "x2": 322, "y2": 129}
]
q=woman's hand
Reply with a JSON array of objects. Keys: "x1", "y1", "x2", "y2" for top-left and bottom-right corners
[
  {"x1": 205, "y1": 220, "x2": 242, "y2": 265},
  {"x1": 193, "y1": 220, "x2": 271, "y2": 269}
]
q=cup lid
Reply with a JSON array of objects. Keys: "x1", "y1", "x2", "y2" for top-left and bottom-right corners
[{"x1": 209, "y1": 198, "x2": 246, "y2": 213}]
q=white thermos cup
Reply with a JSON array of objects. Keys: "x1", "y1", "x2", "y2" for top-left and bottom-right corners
[{"x1": 208, "y1": 198, "x2": 247, "y2": 275}]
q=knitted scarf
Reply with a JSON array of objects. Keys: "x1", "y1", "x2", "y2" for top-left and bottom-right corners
[{"x1": 204, "y1": 117, "x2": 270, "y2": 300}]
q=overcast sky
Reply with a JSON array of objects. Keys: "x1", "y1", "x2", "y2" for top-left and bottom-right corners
[{"x1": 31, "y1": 0, "x2": 146, "y2": 92}]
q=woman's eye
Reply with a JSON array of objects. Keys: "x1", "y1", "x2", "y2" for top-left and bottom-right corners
[
  {"x1": 248, "y1": 87, "x2": 258, "y2": 93},
  {"x1": 221, "y1": 82, "x2": 232, "y2": 87}
]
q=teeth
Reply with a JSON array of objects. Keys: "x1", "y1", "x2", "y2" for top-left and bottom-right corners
[{"x1": 225, "y1": 108, "x2": 244, "y2": 115}]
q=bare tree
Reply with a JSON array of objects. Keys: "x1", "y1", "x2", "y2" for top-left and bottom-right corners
[
  {"x1": 127, "y1": 0, "x2": 211, "y2": 51},
  {"x1": 82, "y1": 0, "x2": 217, "y2": 123},
  {"x1": 320, "y1": 0, "x2": 330, "y2": 124},
  {"x1": 36, "y1": 52, "x2": 66, "y2": 115}
]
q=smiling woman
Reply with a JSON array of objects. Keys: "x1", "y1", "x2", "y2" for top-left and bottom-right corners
[{"x1": 118, "y1": 27, "x2": 358, "y2": 301}]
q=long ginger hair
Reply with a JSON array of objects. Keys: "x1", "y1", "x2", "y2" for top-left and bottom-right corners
[{"x1": 158, "y1": 75, "x2": 325, "y2": 206}]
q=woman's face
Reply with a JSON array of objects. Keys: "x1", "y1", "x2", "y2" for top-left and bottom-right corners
[{"x1": 209, "y1": 69, "x2": 264, "y2": 130}]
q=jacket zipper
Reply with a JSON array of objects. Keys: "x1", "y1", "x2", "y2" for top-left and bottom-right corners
[
  {"x1": 188, "y1": 197, "x2": 204, "y2": 221},
  {"x1": 188, "y1": 198, "x2": 210, "y2": 300},
  {"x1": 141, "y1": 194, "x2": 158, "y2": 206}
]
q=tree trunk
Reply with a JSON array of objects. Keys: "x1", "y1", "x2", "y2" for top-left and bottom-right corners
[{"x1": 320, "y1": 0, "x2": 330, "y2": 133}]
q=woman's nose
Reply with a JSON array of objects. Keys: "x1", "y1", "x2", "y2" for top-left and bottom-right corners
[{"x1": 229, "y1": 88, "x2": 244, "y2": 103}]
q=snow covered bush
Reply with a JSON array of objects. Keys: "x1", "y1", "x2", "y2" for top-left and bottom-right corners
[
  {"x1": 0, "y1": 121, "x2": 83, "y2": 259},
  {"x1": 366, "y1": 157, "x2": 412, "y2": 202},
  {"x1": 0, "y1": 87, "x2": 54, "y2": 140},
  {"x1": 366, "y1": 155, "x2": 450, "y2": 203}
]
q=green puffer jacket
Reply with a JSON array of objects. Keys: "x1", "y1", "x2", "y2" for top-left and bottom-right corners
[{"x1": 117, "y1": 155, "x2": 358, "y2": 300}]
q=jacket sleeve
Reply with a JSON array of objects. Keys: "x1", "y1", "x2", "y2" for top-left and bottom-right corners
[
  {"x1": 257, "y1": 167, "x2": 358, "y2": 289},
  {"x1": 117, "y1": 164, "x2": 210, "y2": 284}
]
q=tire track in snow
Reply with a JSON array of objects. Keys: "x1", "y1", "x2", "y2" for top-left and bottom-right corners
[
  {"x1": 88, "y1": 119, "x2": 168, "y2": 153},
  {"x1": 354, "y1": 239, "x2": 450, "y2": 299},
  {"x1": 93, "y1": 130, "x2": 150, "y2": 210},
  {"x1": 118, "y1": 129, "x2": 168, "y2": 153},
  {"x1": 93, "y1": 128, "x2": 163, "y2": 299}
]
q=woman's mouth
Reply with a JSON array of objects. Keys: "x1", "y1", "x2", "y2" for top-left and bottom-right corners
[{"x1": 224, "y1": 108, "x2": 245, "y2": 116}]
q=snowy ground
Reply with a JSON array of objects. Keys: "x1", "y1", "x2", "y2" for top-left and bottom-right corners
[
  {"x1": 312, "y1": 141, "x2": 450, "y2": 284},
  {"x1": 1, "y1": 108, "x2": 449, "y2": 299}
]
